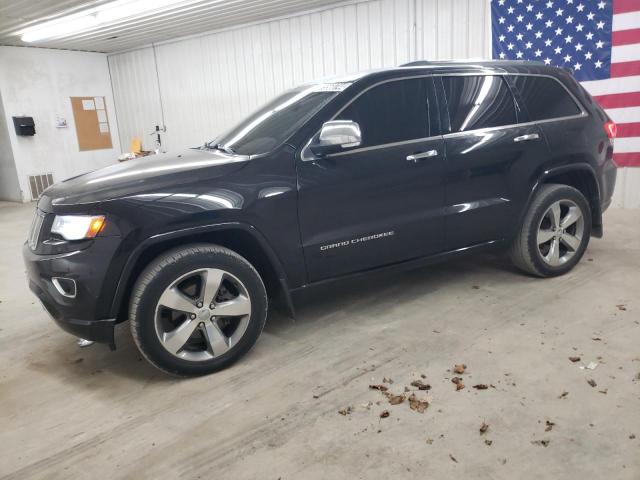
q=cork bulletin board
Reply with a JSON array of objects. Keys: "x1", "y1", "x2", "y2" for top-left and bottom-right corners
[{"x1": 70, "y1": 96, "x2": 113, "y2": 151}]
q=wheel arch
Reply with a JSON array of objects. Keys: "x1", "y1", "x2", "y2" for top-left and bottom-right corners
[
  {"x1": 526, "y1": 163, "x2": 603, "y2": 238},
  {"x1": 110, "y1": 222, "x2": 295, "y2": 322}
]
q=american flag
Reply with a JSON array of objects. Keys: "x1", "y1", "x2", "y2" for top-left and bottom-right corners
[{"x1": 492, "y1": 0, "x2": 640, "y2": 167}]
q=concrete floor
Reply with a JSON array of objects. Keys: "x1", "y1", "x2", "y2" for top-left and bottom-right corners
[{"x1": 0, "y1": 201, "x2": 638, "y2": 480}]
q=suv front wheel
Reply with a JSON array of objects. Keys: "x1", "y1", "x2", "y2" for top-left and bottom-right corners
[
  {"x1": 510, "y1": 184, "x2": 592, "y2": 277},
  {"x1": 130, "y1": 244, "x2": 268, "y2": 376}
]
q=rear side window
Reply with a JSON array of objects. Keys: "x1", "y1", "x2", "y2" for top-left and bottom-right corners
[
  {"x1": 337, "y1": 78, "x2": 430, "y2": 147},
  {"x1": 513, "y1": 76, "x2": 582, "y2": 121},
  {"x1": 442, "y1": 75, "x2": 517, "y2": 132}
]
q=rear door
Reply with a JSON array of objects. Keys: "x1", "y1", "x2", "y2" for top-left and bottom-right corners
[
  {"x1": 438, "y1": 74, "x2": 551, "y2": 249},
  {"x1": 297, "y1": 76, "x2": 446, "y2": 282}
]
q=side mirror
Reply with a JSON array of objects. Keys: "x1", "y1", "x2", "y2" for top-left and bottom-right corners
[{"x1": 309, "y1": 120, "x2": 362, "y2": 156}]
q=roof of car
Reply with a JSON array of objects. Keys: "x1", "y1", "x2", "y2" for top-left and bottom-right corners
[
  {"x1": 343, "y1": 59, "x2": 573, "y2": 84},
  {"x1": 309, "y1": 60, "x2": 572, "y2": 90}
]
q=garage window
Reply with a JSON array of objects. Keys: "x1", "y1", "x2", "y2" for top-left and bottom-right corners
[{"x1": 512, "y1": 75, "x2": 582, "y2": 121}]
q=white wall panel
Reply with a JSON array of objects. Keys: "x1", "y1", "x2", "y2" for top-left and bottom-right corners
[
  {"x1": 110, "y1": 0, "x2": 422, "y2": 152},
  {"x1": 108, "y1": 47, "x2": 163, "y2": 152}
]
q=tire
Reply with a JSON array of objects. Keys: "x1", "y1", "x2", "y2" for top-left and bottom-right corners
[
  {"x1": 510, "y1": 184, "x2": 592, "y2": 277},
  {"x1": 130, "y1": 244, "x2": 268, "y2": 376}
]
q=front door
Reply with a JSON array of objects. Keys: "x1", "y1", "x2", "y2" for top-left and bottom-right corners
[{"x1": 297, "y1": 77, "x2": 446, "y2": 282}]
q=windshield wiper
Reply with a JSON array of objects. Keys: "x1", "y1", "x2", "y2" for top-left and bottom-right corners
[{"x1": 204, "y1": 142, "x2": 235, "y2": 155}]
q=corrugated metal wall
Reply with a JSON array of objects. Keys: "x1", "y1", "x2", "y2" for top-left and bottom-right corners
[
  {"x1": 108, "y1": 0, "x2": 638, "y2": 208},
  {"x1": 108, "y1": 0, "x2": 491, "y2": 152}
]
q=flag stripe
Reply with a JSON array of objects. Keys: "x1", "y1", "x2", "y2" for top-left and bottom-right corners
[
  {"x1": 613, "y1": 11, "x2": 640, "y2": 31},
  {"x1": 614, "y1": 137, "x2": 640, "y2": 153},
  {"x1": 612, "y1": 28, "x2": 640, "y2": 46},
  {"x1": 582, "y1": 75, "x2": 640, "y2": 95},
  {"x1": 593, "y1": 91, "x2": 640, "y2": 108},
  {"x1": 604, "y1": 106, "x2": 640, "y2": 124},
  {"x1": 611, "y1": 60, "x2": 640, "y2": 78},
  {"x1": 612, "y1": 44, "x2": 640, "y2": 63},
  {"x1": 617, "y1": 122, "x2": 640, "y2": 138},
  {"x1": 613, "y1": 152, "x2": 640, "y2": 167},
  {"x1": 613, "y1": 0, "x2": 640, "y2": 15}
]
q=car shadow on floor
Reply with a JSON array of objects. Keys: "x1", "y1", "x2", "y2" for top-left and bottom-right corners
[{"x1": 42, "y1": 251, "x2": 519, "y2": 384}]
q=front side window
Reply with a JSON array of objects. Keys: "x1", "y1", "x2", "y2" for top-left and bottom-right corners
[
  {"x1": 211, "y1": 84, "x2": 345, "y2": 155},
  {"x1": 442, "y1": 75, "x2": 517, "y2": 132},
  {"x1": 336, "y1": 78, "x2": 430, "y2": 148},
  {"x1": 512, "y1": 75, "x2": 582, "y2": 121}
]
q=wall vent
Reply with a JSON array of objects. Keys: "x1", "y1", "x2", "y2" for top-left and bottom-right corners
[{"x1": 28, "y1": 174, "x2": 54, "y2": 201}]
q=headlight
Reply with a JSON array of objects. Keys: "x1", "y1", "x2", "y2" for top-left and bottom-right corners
[{"x1": 51, "y1": 215, "x2": 106, "y2": 241}]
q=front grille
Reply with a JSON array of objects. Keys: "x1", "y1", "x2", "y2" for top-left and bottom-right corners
[{"x1": 28, "y1": 210, "x2": 45, "y2": 250}]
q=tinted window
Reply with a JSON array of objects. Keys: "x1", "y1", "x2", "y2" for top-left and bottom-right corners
[
  {"x1": 337, "y1": 78, "x2": 430, "y2": 147},
  {"x1": 442, "y1": 75, "x2": 517, "y2": 132},
  {"x1": 513, "y1": 76, "x2": 581, "y2": 121},
  {"x1": 212, "y1": 86, "x2": 341, "y2": 155}
]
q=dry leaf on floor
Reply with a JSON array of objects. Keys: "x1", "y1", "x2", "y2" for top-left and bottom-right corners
[
  {"x1": 338, "y1": 406, "x2": 352, "y2": 416},
  {"x1": 569, "y1": 356, "x2": 581, "y2": 363},
  {"x1": 379, "y1": 410, "x2": 390, "y2": 418},
  {"x1": 408, "y1": 393, "x2": 429, "y2": 413},
  {"x1": 452, "y1": 377, "x2": 465, "y2": 390},
  {"x1": 384, "y1": 392, "x2": 406, "y2": 405},
  {"x1": 473, "y1": 384, "x2": 488, "y2": 390},
  {"x1": 616, "y1": 304, "x2": 627, "y2": 311},
  {"x1": 558, "y1": 391, "x2": 569, "y2": 399},
  {"x1": 369, "y1": 384, "x2": 388, "y2": 391},
  {"x1": 480, "y1": 422, "x2": 489, "y2": 435},
  {"x1": 545, "y1": 420, "x2": 555, "y2": 432},
  {"x1": 410, "y1": 379, "x2": 431, "y2": 390},
  {"x1": 449, "y1": 454, "x2": 458, "y2": 463},
  {"x1": 485, "y1": 439, "x2": 493, "y2": 446},
  {"x1": 531, "y1": 439, "x2": 550, "y2": 447},
  {"x1": 426, "y1": 438, "x2": 434, "y2": 444},
  {"x1": 454, "y1": 364, "x2": 467, "y2": 374},
  {"x1": 383, "y1": 377, "x2": 393, "y2": 384},
  {"x1": 587, "y1": 378, "x2": 597, "y2": 388}
]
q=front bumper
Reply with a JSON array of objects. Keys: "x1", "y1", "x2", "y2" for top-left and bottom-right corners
[{"x1": 23, "y1": 241, "x2": 119, "y2": 349}]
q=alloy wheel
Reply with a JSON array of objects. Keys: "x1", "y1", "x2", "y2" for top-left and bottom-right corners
[
  {"x1": 536, "y1": 199, "x2": 585, "y2": 267},
  {"x1": 154, "y1": 268, "x2": 252, "y2": 361}
]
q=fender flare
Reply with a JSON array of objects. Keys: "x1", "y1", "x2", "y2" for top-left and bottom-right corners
[
  {"x1": 518, "y1": 163, "x2": 602, "y2": 238},
  {"x1": 108, "y1": 221, "x2": 294, "y2": 319}
]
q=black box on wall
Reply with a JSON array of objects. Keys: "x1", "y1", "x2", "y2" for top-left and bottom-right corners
[{"x1": 13, "y1": 116, "x2": 35, "y2": 136}]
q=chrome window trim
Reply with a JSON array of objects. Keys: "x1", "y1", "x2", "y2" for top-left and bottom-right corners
[
  {"x1": 327, "y1": 135, "x2": 442, "y2": 158},
  {"x1": 300, "y1": 71, "x2": 587, "y2": 161}
]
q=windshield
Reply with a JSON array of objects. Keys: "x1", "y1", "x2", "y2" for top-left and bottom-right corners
[{"x1": 209, "y1": 83, "x2": 349, "y2": 155}]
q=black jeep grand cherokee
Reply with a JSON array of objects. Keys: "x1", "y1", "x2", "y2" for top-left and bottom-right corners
[{"x1": 24, "y1": 61, "x2": 617, "y2": 376}]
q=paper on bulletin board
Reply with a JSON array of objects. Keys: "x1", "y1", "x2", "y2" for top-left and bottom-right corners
[
  {"x1": 94, "y1": 97, "x2": 105, "y2": 109},
  {"x1": 97, "y1": 109, "x2": 107, "y2": 123},
  {"x1": 82, "y1": 99, "x2": 95, "y2": 110}
]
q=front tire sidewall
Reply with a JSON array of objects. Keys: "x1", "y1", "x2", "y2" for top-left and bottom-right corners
[
  {"x1": 131, "y1": 246, "x2": 267, "y2": 376},
  {"x1": 526, "y1": 187, "x2": 592, "y2": 277}
]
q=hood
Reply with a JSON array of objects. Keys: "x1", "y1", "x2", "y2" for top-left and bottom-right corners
[{"x1": 40, "y1": 149, "x2": 249, "y2": 207}]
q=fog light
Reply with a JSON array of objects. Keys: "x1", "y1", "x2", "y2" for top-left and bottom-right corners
[{"x1": 52, "y1": 277, "x2": 77, "y2": 298}]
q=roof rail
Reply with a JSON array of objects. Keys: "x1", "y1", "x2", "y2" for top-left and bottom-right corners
[{"x1": 399, "y1": 59, "x2": 547, "y2": 67}]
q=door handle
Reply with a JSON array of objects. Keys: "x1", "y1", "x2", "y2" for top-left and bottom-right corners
[
  {"x1": 513, "y1": 133, "x2": 540, "y2": 143},
  {"x1": 406, "y1": 149, "x2": 438, "y2": 162}
]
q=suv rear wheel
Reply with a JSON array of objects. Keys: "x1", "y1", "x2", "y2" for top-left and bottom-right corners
[
  {"x1": 130, "y1": 244, "x2": 268, "y2": 376},
  {"x1": 510, "y1": 184, "x2": 592, "y2": 277}
]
